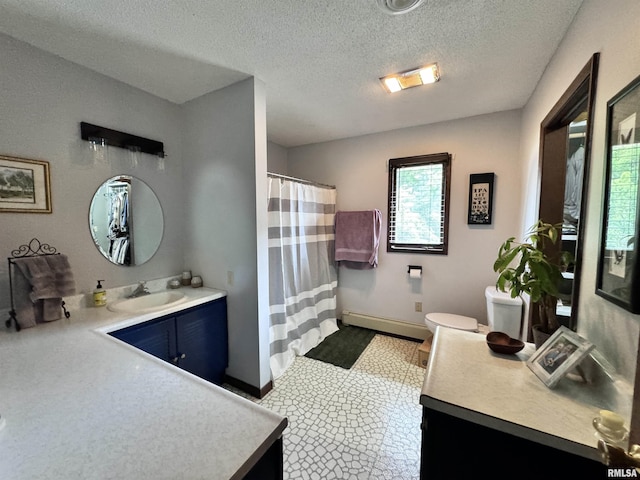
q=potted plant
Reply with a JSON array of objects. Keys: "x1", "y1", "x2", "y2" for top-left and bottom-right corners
[{"x1": 493, "y1": 220, "x2": 573, "y2": 348}]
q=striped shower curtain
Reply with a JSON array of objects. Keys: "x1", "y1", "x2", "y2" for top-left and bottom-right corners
[{"x1": 267, "y1": 176, "x2": 339, "y2": 379}]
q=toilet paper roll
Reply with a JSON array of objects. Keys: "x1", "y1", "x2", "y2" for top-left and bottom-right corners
[{"x1": 409, "y1": 268, "x2": 422, "y2": 279}]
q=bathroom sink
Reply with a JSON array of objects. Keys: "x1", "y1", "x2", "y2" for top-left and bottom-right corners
[{"x1": 107, "y1": 291, "x2": 187, "y2": 313}]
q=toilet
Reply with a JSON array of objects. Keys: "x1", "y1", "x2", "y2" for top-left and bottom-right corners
[
  {"x1": 484, "y1": 286, "x2": 524, "y2": 340},
  {"x1": 424, "y1": 312, "x2": 480, "y2": 333},
  {"x1": 423, "y1": 286, "x2": 524, "y2": 339},
  {"x1": 420, "y1": 311, "x2": 482, "y2": 367}
]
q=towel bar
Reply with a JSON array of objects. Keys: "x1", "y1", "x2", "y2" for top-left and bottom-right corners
[{"x1": 5, "y1": 238, "x2": 71, "y2": 332}]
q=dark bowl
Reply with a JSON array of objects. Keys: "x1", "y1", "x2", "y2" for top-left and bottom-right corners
[{"x1": 486, "y1": 331, "x2": 525, "y2": 355}]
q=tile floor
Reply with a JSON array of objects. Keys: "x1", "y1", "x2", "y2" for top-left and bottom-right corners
[{"x1": 224, "y1": 333, "x2": 425, "y2": 479}]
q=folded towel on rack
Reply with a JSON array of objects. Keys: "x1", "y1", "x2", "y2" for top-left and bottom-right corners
[
  {"x1": 44, "y1": 254, "x2": 77, "y2": 297},
  {"x1": 12, "y1": 265, "x2": 37, "y2": 329},
  {"x1": 14, "y1": 256, "x2": 54, "y2": 301},
  {"x1": 12, "y1": 254, "x2": 76, "y2": 327},
  {"x1": 335, "y1": 210, "x2": 382, "y2": 269}
]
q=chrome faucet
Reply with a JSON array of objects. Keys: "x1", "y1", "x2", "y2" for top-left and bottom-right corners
[{"x1": 128, "y1": 281, "x2": 150, "y2": 298}]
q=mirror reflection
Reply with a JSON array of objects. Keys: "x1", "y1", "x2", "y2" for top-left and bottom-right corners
[
  {"x1": 557, "y1": 116, "x2": 587, "y2": 315},
  {"x1": 89, "y1": 175, "x2": 163, "y2": 266}
]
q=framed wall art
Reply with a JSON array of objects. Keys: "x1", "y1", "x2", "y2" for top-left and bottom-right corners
[
  {"x1": 468, "y1": 172, "x2": 494, "y2": 225},
  {"x1": 0, "y1": 155, "x2": 51, "y2": 213},
  {"x1": 527, "y1": 326, "x2": 594, "y2": 388},
  {"x1": 596, "y1": 74, "x2": 640, "y2": 313}
]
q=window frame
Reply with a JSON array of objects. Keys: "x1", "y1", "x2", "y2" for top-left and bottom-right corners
[{"x1": 387, "y1": 152, "x2": 452, "y2": 255}]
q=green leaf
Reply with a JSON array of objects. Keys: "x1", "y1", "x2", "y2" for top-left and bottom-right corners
[
  {"x1": 529, "y1": 284, "x2": 541, "y2": 303},
  {"x1": 493, "y1": 248, "x2": 519, "y2": 272},
  {"x1": 492, "y1": 219, "x2": 566, "y2": 307}
]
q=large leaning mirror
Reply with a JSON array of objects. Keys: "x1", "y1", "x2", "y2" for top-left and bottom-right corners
[
  {"x1": 89, "y1": 175, "x2": 163, "y2": 266},
  {"x1": 536, "y1": 53, "x2": 598, "y2": 334}
]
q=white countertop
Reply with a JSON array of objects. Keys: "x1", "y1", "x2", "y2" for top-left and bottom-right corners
[
  {"x1": 0, "y1": 287, "x2": 287, "y2": 480},
  {"x1": 420, "y1": 327, "x2": 631, "y2": 462}
]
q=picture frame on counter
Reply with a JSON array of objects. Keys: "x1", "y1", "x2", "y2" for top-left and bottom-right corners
[
  {"x1": 0, "y1": 155, "x2": 51, "y2": 213},
  {"x1": 467, "y1": 172, "x2": 494, "y2": 225},
  {"x1": 527, "y1": 326, "x2": 594, "y2": 388}
]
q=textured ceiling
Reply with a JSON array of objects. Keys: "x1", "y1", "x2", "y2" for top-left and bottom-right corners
[{"x1": 0, "y1": 0, "x2": 583, "y2": 147}]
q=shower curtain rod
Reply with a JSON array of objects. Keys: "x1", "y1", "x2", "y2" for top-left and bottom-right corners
[{"x1": 267, "y1": 172, "x2": 335, "y2": 190}]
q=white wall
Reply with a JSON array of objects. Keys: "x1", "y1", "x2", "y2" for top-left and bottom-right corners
[
  {"x1": 520, "y1": 0, "x2": 640, "y2": 383},
  {"x1": 288, "y1": 110, "x2": 523, "y2": 326},
  {"x1": 0, "y1": 33, "x2": 184, "y2": 308},
  {"x1": 181, "y1": 78, "x2": 270, "y2": 389},
  {"x1": 267, "y1": 141, "x2": 288, "y2": 175},
  {"x1": 254, "y1": 81, "x2": 272, "y2": 389}
]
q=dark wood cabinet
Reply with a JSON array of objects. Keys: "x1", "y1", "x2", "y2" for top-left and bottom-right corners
[
  {"x1": 110, "y1": 297, "x2": 228, "y2": 385},
  {"x1": 420, "y1": 406, "x2": 607, "y2": 479}
]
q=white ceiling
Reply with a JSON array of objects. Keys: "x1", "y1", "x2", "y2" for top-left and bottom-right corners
[{"x1": 0, "y1": 0, "x2": 583, "y2": 148}]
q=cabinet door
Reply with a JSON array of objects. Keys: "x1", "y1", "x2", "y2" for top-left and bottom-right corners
[
  {"x1": 175, "y1": 298, "x2": 228, "y2": 385},
  {"x1": 109, "y1": 317, "x2": 176, "y2": 363}
]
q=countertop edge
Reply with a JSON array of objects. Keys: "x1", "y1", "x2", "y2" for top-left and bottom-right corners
[
  {"x1": 419, "y1": 394, "x2": 601, "y2": 462},
  {"x1": 230, "y1": 418, "x2": 289, "y2": 480}
]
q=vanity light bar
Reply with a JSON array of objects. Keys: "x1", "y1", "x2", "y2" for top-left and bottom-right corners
[
  {"x1": 80, "y1": 122, "x2": 165, "y2": 158},
  {"x1": 380, "y1": 63, "x2": 440, "y2": 93}
]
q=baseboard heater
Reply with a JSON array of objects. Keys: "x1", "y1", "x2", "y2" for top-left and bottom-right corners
[{"x1": 341, "y1": 310, "x2": 430, "y2": 341}]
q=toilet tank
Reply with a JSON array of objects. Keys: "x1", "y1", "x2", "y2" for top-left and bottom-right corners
[{"x1": 485, "y1": 286, "x2": 523, "y2": 340}]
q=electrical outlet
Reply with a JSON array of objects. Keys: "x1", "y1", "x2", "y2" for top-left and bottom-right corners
[
  {"x1": 415, "y1": 302, "x2": 422, "y2": 312},
  {"x1": 227, "y1": 270, "x2": 234, "y2": 286}
]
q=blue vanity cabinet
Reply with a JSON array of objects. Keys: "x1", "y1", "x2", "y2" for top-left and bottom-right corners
[
  {"x1": 109, "y1": 317, "x2": 175, "y2": 363},
  {"x1": 175, "y1": 298, "x2": 228, "y2": 385},
  {"x1": 109, "y1": 297, "x2": 228, "y2": 385}
]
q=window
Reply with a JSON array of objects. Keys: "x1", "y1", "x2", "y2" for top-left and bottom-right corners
[{"x1": 387, "y1": 153, "x2": 451, "y2": 254}]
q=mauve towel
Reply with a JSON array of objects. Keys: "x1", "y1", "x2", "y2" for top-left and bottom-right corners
[
  {"x1": 335, "y1": 210, "x2": 382, "y2": 268},
  {"x1": 13, "y1": 254, "x2": 76, "y2": 327}
]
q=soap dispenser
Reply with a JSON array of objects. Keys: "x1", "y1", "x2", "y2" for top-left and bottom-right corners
[{"x1": 93, "y1": 280, "x2": 107, "y2": 307}]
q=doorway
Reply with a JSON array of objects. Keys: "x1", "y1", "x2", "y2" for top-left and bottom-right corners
[{"x1": 536, "y1": 53, "x2": 599, "y2": 334}]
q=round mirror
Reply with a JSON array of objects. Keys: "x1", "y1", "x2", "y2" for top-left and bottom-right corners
[{"x1": 89, "y1": 175, "x2": 163, "y2": 266}]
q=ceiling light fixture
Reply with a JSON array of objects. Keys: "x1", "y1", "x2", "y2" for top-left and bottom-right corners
[
  {"x1": 376, "y1": 0, "x2": 425, "y2": 15},
  {"x1": 380, "y1": 63, "x2": 440, "y2": 93}
]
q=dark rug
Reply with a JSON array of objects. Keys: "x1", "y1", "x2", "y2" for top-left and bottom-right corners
[{"x1": 305, "y1": 321, "x2": 376, "y2": 369}]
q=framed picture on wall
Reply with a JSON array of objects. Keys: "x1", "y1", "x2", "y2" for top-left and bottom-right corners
[
  {"x1": 596, "y1": 73, "x2": 640, "y2": 313},
  {"x1": 0, "y1": 155, "x2": 51, "y2": 213},
  {"x1": 468, "y1": 173, "x2": 494, "y2": 225}
]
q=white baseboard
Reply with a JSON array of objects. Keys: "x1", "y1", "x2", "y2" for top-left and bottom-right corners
[{"x1": 341, "y1": 310, "x2": 430, "y2": 341}]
